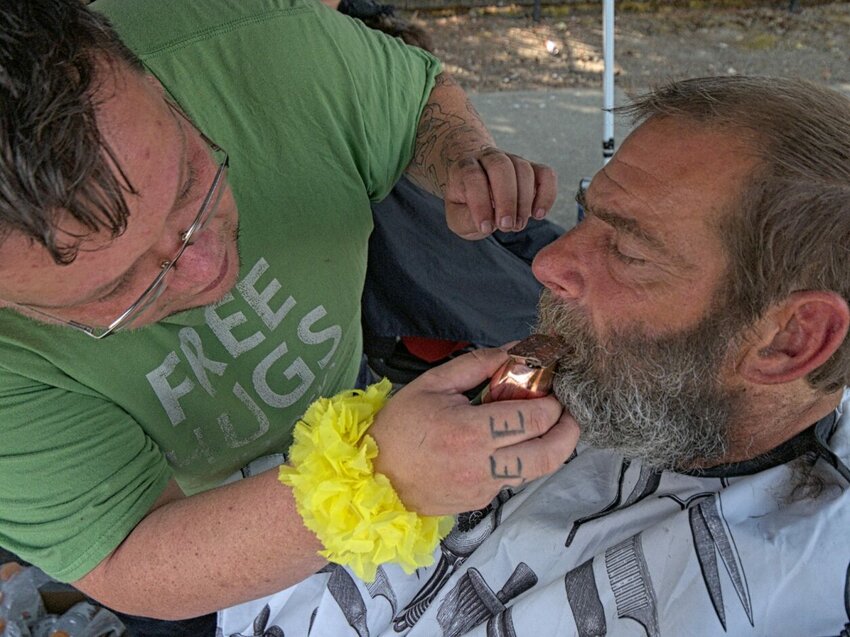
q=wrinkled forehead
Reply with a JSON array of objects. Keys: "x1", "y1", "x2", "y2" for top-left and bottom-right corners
[{"x1": 600, "y1": 116, "x2": 761, "y2": 222}]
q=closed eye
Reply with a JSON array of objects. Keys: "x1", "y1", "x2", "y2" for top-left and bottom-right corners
[
  {"x1": 97, "y1": 268, "x2": 137, "y2": 302},
  {"x1": 604, "y1": 234, "x2": 647, "y2": 266},
  {"x1": 175, "y1": 161, "x2": 198, "y2": 208},
  {"x1": 577, "y1": 190, "x2": 650, "y2": 266}
]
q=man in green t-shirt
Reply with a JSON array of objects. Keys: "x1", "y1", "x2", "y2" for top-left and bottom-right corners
[{"x1": 0, "y1": 0, "x2": 579, "y2": 624}]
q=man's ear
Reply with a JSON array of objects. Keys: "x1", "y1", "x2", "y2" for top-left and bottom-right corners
[{"x1": 738, "y1": 290, "x2": 850, "y2": 385}]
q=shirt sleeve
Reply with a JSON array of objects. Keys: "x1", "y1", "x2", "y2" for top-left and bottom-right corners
[
  {"x1": 94, "y1": 0, "x2": 442, "y2": 205},
  {"x1": 311, "y1": 5, "x2": 443, "y2": 202},
  {"x1": 0, "y1": 369, "x2": 171, "y2": 582}
]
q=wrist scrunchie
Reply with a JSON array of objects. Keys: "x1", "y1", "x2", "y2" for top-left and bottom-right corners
[{"x1": 279, "y1": 378, "x2": 455, "y2": 582}]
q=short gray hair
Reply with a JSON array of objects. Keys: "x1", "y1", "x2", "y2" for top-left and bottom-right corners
[{"x1": 617, "y1": 76, "x2": 850, "y2": 393}]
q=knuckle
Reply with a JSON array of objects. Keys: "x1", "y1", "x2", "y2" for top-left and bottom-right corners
[
  {"x1": 537, "y1": 164, "x2": 556, "y2": 180},
  {"x1": 480, "y1": 147, "x2": 506, "y2": 160},
  {"x1": 527, "y1": 405, "x2": 554, "y2": 436},
  {"x1": 540, "y1": 168, "x2": 558, "y2": 191},
  {"x1": 459, "y1": 162, "x2": 485, "y2": 178},
  {"x1": 515, "y1": 158, "x2": 535, "y2": 175},
  {"x1": 447, "y1": 424, "x2": 479, "y2": 452},
  {"x1": 519, "y1": 453, "x2": 546, "y2": 479},
  {"x1": 483, "y1": 152, "x2": 514, "y2": 169},
  {"x1": 535, "y1": 453, "x2": 557, "y2": 476}
]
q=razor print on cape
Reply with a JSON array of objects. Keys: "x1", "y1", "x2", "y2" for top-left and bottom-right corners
[
  {"x1": 564, "y1": 534, "x2": 660, "y2": 637},
  {"x1": 561, "y1": 460, "x2": 663, "y2": 637},
  {"x1": 318, "y1": 564, "x2": 371, "y2": 637},
  {"x1": 565, "y1": 460, "x2": 662, "y2": 547},
  {"x1": 437, "y1": 562, "x2": 538, "y2": 637},
  {"x1": 689, "y1": 494, "x2": 753, "y2": 631},
  {"x1": 393, "y1": 489, "x2": 514, "y2": 632},
  {"x1": 228, "y1": 604, "x2": 285, "y2": 637},
  {"x1": 821, "y1": 561, "x2": 850, "y2": 637},
  {"x1": 303, "y1": 566, "x2": 402, "y2": 636},
  {"x1": 563, "y1": 461, "x2": 752, "y2": 636}
]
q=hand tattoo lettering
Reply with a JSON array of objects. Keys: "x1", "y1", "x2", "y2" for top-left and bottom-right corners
[
  {"x1": 490, "y1": 456, "x2": 524, "y2": 481},
  {"x1": 489, "y1": 411, "x2": 526, "y2": 438}
]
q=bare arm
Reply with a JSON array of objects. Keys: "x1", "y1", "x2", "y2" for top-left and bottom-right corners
[
  {"x1": 73, "y1": 349, "x2": 579, "y2": 620},
  {"x1": 405, "y1": 73, "x2": 558, "y2": 239},
  {"x1": 74, "y1": 472, "x2": 325, "y2": 620},
  {"x1": 405, "y1": 74, "x2": 496, "y2": 197}
]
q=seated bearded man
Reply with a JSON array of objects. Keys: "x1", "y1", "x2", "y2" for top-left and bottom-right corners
[{"x1": 219, "y1": 75, "x2": 850, "y2": 637}]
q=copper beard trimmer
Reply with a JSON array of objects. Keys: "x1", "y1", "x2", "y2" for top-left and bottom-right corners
[{"x1": 470, "y1": 334, "x2": 566, "y2": 404}]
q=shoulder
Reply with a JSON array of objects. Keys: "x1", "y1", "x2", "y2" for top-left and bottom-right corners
[{"x1": 90, "y1": 0, "x2": 321, "y2": 59}]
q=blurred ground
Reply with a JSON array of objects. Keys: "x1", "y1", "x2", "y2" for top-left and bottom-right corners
[
  {"x1": 395, "y1": 1, "x2": 850, "y2": 225},
  {"x1": 410, "y1": 2, "x2": 850, "y2": 92}
]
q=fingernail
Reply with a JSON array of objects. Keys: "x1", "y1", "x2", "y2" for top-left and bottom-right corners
[
  {"x1": 480, "y1": 220, "x2": 494, "y2": 234},
  {"x1": 534, "y1": 208, "x2": 546, "y2": 219},
  {"x1": 500, "y1": 216, "x2": 513, "y2": 229}
]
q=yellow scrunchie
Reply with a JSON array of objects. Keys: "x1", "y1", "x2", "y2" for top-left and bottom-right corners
[{"x1": 279, "y1": 378, "x2": 455, "y2": 582}]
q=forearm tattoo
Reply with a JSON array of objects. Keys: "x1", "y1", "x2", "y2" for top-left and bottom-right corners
[{"x1": 409, "y1": 74, "x2": 494, "y2": 195}]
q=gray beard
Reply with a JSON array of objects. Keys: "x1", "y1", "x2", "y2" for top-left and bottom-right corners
[{"x1": 536, "y1": 290, "x2": 741, "y2": 471}]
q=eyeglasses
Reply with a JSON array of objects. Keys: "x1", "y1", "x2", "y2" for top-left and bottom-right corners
[
  {"x1": 575, "y1": 178, "x2": 591, "y2": 223},
  {"x1": 22, "y1": 102, "x2": 230, "y2": 339}
]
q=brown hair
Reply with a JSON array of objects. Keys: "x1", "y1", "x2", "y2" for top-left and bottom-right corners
[
  {"x1": 1, "y1": 0, "x2": 143, "y2": 264},
  {"x1": 617, "y1": 76, "x2": 850, "y2": 392}
]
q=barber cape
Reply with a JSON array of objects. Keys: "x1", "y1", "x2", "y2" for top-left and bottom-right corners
[{"x1": 218, "y1": 390, "x2": 850, "y2": 636}]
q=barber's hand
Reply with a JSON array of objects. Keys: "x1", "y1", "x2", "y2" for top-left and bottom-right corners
[
  {"x1": 369, "y1": 347, "x2": 580, "y2": 516},
  {"x1": 444, "y1": 148, "x2": 558, "y2": 240}
]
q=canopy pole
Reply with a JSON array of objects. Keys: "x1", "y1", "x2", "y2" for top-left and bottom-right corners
[{"x1": 602, "y1": 0, "x2": 615, "y2": 164}]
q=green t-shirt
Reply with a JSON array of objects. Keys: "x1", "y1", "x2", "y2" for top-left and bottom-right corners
[{"x1": 0, "y1": 0, "x2": 440, "y2": 582}]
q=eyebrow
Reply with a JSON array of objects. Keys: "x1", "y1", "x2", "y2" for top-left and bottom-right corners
[{"x1": 576, "y1": 189, "x2": 667, "y2": 253}]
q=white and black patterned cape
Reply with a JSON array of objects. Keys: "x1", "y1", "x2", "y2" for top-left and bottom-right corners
[{"x1": 218, "y1": 389, "x2": 850, "y2": 637}]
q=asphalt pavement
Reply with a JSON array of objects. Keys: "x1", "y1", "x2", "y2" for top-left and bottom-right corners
[
  {"x1": 470, "y1": 87, "x2": 630, "y2": 229},
  {"x1": 470, "y1": 83, "x2": 850, "y2": 230}
]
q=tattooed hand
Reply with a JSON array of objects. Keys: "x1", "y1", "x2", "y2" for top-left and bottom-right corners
[
  {"x1": 444, "y1": 149, "x2": 558, "y2": 239},
  {"x1": 369, "y1": 347, "x2": 580, "y2": 516},
  {"x1": 406, "y1": 74, "x2": 558, "y2": 240}
]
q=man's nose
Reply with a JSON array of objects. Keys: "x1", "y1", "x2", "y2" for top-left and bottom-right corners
[
  {"x1": 165, "y1": 230, "x2": 222, "y2": 291},
  {"x1": 532, "y1": 233, "x2": 585, "y2": 300}
]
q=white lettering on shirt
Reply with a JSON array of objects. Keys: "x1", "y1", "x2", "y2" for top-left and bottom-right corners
[
  {"x1": 165, "y1": 426, "x2": 216, "y2": 467},
  {"x1": 146, "y1": 256, "x2": 345, "y2": 468},
  {"x1": 205, "y1": 292, "x2": 266, "y2": 358},
  {"x1": 179, "y1": 327, "x2": 228, "y2": 396},
  {"x1": 218, "y1": 382, "x2": 270, "y2": 447},
  {"x1": 146, "y1": 351, "x2": 195, "y2": 426},
  {"x1": 236, "y1": 257, "x2": 297, "y2": 331},
  {"x1": 297, "y1": 306, "x2": 341, "y2": 369},
  {"x1": 252, "y1": 341, "x2": 315, "y2": 408}
]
